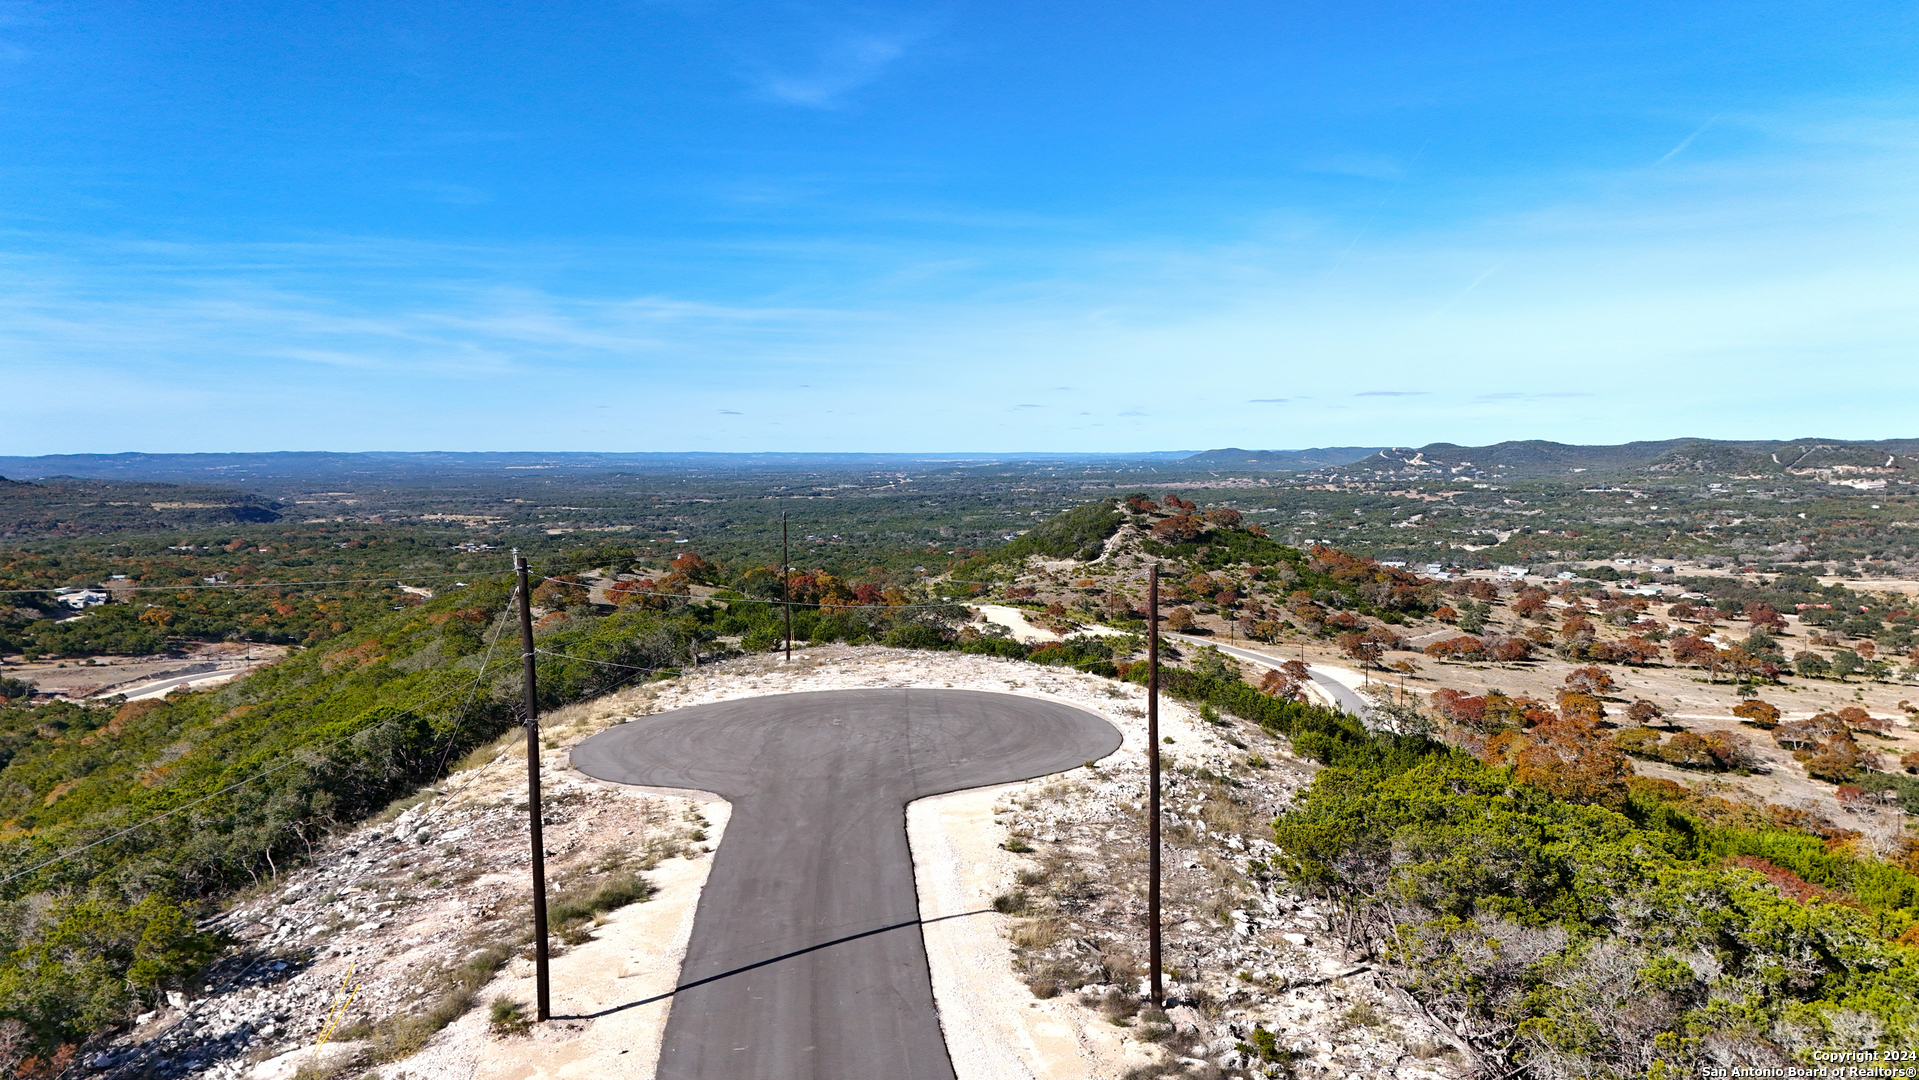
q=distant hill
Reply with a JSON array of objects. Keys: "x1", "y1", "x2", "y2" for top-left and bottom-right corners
[
  {"x1": 0, "y1": 450, "x2": 1197, "y2": 489},
  {"x1": 0, "y1": 476, "x2": 282, "y2": 538},
  {"x1": 1187, "y1": 438, "x2": 1919, "y2": 480},
  {"x1": 1181, "y1": 447, "x2": 1387, "y2": 470},
  {"x1": 7, "y1": 440, "x2": 1917, "y2": 491},
  {"x1": 1343, "y1": 438, "x2": 1919, "y2": 480}
]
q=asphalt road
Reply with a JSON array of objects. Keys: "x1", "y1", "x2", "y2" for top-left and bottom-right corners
[
  {"x1": 116, "y1": 668, "x2": 246, "y2": 701},
  {"x1": 1166, "y1": 633, "x2": 1373, "y2": 717},
  {"x1": 569, "y1": 688, "x2": 1122, "y2": 1080}
]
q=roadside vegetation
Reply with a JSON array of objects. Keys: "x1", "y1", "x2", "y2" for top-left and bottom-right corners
[{"x1": 0, "y1": 571, "x2": 702, "y2": 1065}]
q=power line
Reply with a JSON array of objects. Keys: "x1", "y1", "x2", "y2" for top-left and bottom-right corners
[
  {"x1": 429, "y1": 592, "x2": 520, "y2": 779},
  {"x1": 537, "y1": 574, "x2": 987, "y2": 616}
]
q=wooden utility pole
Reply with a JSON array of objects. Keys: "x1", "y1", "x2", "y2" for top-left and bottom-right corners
[
  {"x1": 513, "y1": 552, "x2": 551, "y2": 1021},
  {"x1": 1147, "y1": 563, "x2": 1163, "y2": 1004},
  {"x1": 781, "y1": 511, "x2": 792, "y2": 662}
]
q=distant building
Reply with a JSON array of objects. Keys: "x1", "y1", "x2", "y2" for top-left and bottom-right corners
[
  {"x1": 1379, "y1": 560, "x2": 1407, "y2": 568},
  {"x1": 1496, "y1": 564, "x2": 1528, "y2": 577},
  {"x1": 56, "y1": 588, "x2": 109, "y2": 609}
]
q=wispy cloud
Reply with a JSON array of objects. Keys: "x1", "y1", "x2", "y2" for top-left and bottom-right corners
[
  {"x1": 1431, "y1": 265, "x2": 1499, "y2": 316},
  {"x1": 1654, "y1": 115, "x2": 1720, "y2": 166},
  {"x1": 755, "y1": 31, "x2": 915, "y2": 109}
]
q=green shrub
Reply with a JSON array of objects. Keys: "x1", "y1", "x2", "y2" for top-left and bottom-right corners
[
  {"x1": 1274, "y1": 752, "x2": 1919, "y2": 1073},
  {"x1": 545, "y1": 872, "x2": 654, "y2": 938},
  {"x1": 487, "y1": 997, "x2": 532, "y2": 1036}
]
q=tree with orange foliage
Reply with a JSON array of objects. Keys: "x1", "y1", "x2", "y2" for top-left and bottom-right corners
[
  {"x1": 1745, "y1": 602, "x2": 1788, "y2": 634},
  {"x1": 813, "y1": 572, "x2": 858, "y2": 611},
  {"x1": 1488, "y1": 637, "x2": 1535, "y2": 663},
  {"x1": 1151, "y1": 515, "x2": 1202, "y2": 542},
  {"x1": 1732, "y1": 699, "x2": 1781, "y2": 729},
  {"x1": 1511, "y1": 590, "x2": 1550, "y2": 619},
  {"x1": 1424, "y1": 635, "x2": 1486, "y2": 661},
  {"x1": 1429, "y1": 687, "x2": 1487, "y2": 726},
  {"x1": 1556, "y1": 689, "x2": 1606, "y2": 725},
  {"x1": 1203, "y1": 507, "x2": 1243, "y2": 527},
  {"x1": 1557, "y1": 613, "x2": 1597, "y2": 657},
  {"x1": 1564, "y1": 666, "x2": 1616, "y2": 696},
  {"x1": 1259, "y1": 659, "x2": 1311, "y2": 701},
  {"x1": 1338, "y1": 630, "x2": 1385, "y2": 669},
  {"x1": 1590, "y1": 635, "x2": 1662, "y2": 665},
  {"x1": 1669, "y1": 633, "x2": 1718, "y2": 670},
  {"x1": 1484, "y1": 691, "x2": 1558, "y2": 729},
  {"x1": 669, "y1": 551, "x2": 720, "y2": 585},
  {"x1": 1512, "y1": 717, "x2": 1634, "y2": 808}
]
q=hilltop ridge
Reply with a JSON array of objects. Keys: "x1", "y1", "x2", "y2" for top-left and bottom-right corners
[{"x1": 1186, "y1": 437, "x2": 1919, "y2": 481}]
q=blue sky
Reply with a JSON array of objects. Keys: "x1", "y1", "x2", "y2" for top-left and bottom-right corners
[{"x1": 3, "y1": 1, "x2": 1917, "y2": 454}]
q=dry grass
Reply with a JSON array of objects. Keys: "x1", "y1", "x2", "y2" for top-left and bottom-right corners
[{"x1": 362, "y1": 945, "x2": 511, "y2": 1063}]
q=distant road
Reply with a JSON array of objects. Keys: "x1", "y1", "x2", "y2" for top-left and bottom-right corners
[
  {"x1": 570, "y1": 689, "x2": 1121, "y2": 1080},
  {"x1": 1165, "y1": 633, "x2": 1372, "y2": 718},
  {"x1": 114, "y1": 668, "x2": 247, "y2": 701}
]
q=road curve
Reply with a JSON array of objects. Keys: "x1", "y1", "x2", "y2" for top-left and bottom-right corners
[
  {"x1": 1165, "y1": 633, "x2": 1373, "y2": 717},
  {"x1": 570, "y1": 688, "x2": 1122, "y2": 1080}
]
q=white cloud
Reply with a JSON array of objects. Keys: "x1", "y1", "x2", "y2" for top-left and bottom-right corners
[{"x1": 754, "y1": 32, "x2": 913, "y2": 109}]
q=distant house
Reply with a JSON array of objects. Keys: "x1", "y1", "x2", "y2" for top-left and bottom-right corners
[
  {"x1": 1496, "y1": 564, "x2": 1527, "y2": 577},
  {"x1": 56, "y1": 588, "x2": 109, "y2": 609},
  {"x1": 1379, "y1": 560, "x2": 1407, "y2": 568}
]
